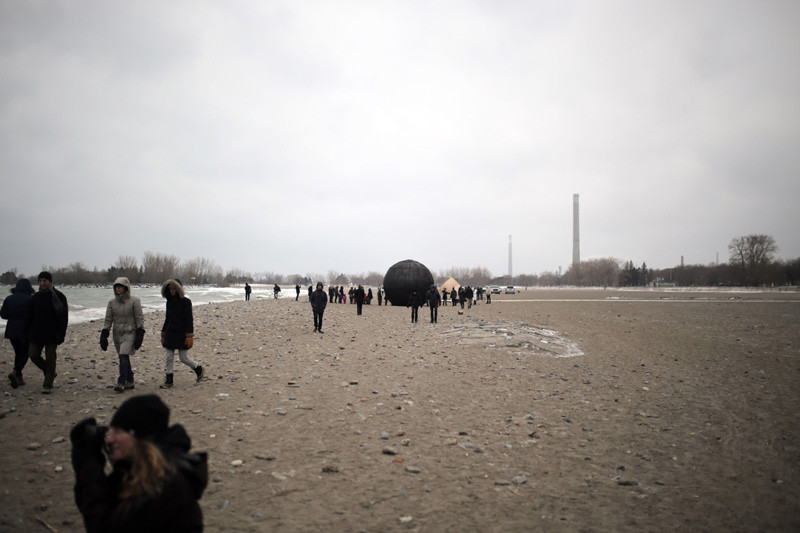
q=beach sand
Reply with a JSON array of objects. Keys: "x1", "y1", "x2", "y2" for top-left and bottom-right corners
[{"x1": 1, "y1": 288, "x2": 799, "y2": 532}]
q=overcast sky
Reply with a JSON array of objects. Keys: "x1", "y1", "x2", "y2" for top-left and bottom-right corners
[{"x1": 2, "y1": 0, "x2": 798, "y2": 280}]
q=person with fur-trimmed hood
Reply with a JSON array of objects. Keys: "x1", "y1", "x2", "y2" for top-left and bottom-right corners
[
  {"x1": 101, "y1": 277, "x2": 145, "y2": 393},
  {"x1": 159, "y1": 280, "x2": 204, "y2": 388}
]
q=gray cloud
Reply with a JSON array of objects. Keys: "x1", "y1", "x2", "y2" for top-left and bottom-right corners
[{"x1": 2, "y1": 0, "x2": 798, "y2": 278}]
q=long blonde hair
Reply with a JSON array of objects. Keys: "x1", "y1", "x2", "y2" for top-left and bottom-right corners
[{"x1": 119, "y1": 439, "x2": 175, "y2": 501}]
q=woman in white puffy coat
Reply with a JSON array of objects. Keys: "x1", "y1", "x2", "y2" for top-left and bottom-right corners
[{"x1": 101, "y1": 277, "x2": 144, "y2": 393}]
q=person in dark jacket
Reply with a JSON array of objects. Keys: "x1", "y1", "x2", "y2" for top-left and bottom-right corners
[
  {"x1": 450, "y1": 287, "x2": 457, "y2": 307},
  {"x1": 295, "y1": 284, "x2": 300, "y2": 301},
  {"x1": 244, "y1": 283, "x2": 251, "y2": 301},
  {"x1": 426, "y1": 285, "x2": 441, "y2": 323},
  {"x1": 24, "y1": 271, "x2": 68, "y2": 394},
  {"x1": 1, "y1": 278, "x2": 35, "y2": 388},
  {"x1": 407, "y1": 290, "x2": 421, "y2": 323},
  {"x1": 310, "y1": 282, "x2": 328, "y2": 333},
  {"x1": 71, "y1": 394, "x2": 208, "y2": 533},
  {"x1": 160, "y1": 280, "x2": 203, "y2": 388},
  {"x1": 355, "y1": 285, "x2": 365, "y2": 315}
]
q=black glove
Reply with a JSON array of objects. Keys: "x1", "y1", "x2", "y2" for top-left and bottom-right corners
[
  {"x1": 70, "y1": 417, "x2": 107, "y2": 472},
  {"x1": 100, "y1": 329, "x2": 109, "y2": 351},
  {"x1": 133, "y1": 328, "x2": 145, "y2": 350}
]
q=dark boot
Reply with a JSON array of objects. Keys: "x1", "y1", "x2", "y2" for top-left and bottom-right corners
[
  {"x1": 160, "y1": 373, "x2": 174, "y2": 389},
  {"x1": 194, "y1": 365, "x2": 204, "y2": 383}
]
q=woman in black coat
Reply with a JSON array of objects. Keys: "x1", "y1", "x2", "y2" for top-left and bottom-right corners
[
  {"x1": 160, "y1": 280, "x2": 204, "y2": 388},
  {"x1": 71, "y1": 394, "x2": 208, "y2": 533},
  {"x1": 1, "y1": 278, "x2": 35, "y2": 387}
]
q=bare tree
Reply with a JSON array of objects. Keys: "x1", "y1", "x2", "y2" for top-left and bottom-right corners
[
  {"x1": 142, "y1": 251, "x2": 180, "y2": 283},
  {"x1": 562, "y1": 258, "x2": 621, "y2": 287},
  {"x1": 181, "y1": 257, "x2": 223, "y2": 284},
  {"x1": 110, "y1": 255, "x2": 140, "y2": 282},
  {"x1": 728, "y1": 234, "x2": 778, "y2": 286}
]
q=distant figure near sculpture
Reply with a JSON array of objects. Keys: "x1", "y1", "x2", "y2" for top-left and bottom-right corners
[
  {"x1": 295, "y1": 284, "x2": 300, "y2": 301},
  {"x1": 310, "y1": 282, "x2": 328, "y2": 333},
  {"x1": 426, "y1": 285, "x2": 441, "y2": 323},
  {"x1": 273, "y1": 284, "x2": 281, "y2": 299},
  {"x1": 407, "y1": 290, "x2": 421, "y2": 323},
  {"x1": 244, "y1": 283, "x2": 251, "y2": 301},
  {"x1": 355, "y1": 285, "x2": 366, "y2": 315}
]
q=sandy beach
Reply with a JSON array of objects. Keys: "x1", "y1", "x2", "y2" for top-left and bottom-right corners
[{"x1": 1, "y1": 288, "x2": 799, "y2": 532}]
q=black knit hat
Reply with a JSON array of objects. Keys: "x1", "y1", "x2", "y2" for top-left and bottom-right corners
[
  {"x1": 37, "y1": 271, "x2": 53, "y2": 282},
  {"x1": 110, "y1": 394, "x2": 170, "y2": 440}
]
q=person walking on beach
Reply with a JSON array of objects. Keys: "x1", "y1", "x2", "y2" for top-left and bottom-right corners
[
  {"x1": 160, "y1": 279, "x2": 204, "y2": 388},
  {"x1": 244, "y1": 283, "x2": 251, "y2": 301},
  {"x1": 441, "y1": 287, "x2": 448, "y2": 307},
  {"x1": 426, "y1": 285, "x2": 441, "y2": 323},
  {"x1": 295, "y1": 284, "x2": 300, "y2": 301},
  {"x1": 355, "y1": 285, "x2": 365, "y2": 315},
  {"x1": 310, "y1": 282, "x2": 328, "y2": 333},
  {"x1": 407, "y1": 290, "x2": 421, "y2": 323},
  {"x1": 24, "y1": 271, "x2": 68, "y2": 394},
  {"x1": 273, "y1": 284, "x2": 281, "y2": 299},
  {"x1": 70, "y1": 394, "x2": 207, "y2": 531},
  {"x1": 377, "y1": 288, "x2": 382, "y2": 306},
  {"x1": 101, "y1": 277, "x2": 145, "y2": 393},
  {"x1": 450, "y1": 287, "x2": 457, "y2": 307},
  {"x1": 2, "y1": 278, "x2": 35, "y2": 388}
]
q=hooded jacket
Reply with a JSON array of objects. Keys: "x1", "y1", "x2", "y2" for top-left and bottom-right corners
[
  {"x1": 161, "y1": 280, "x2": 194, "y2": 350},
  {"x1": 310, "y1": 286, "x2": 328, "y2": 312},
  {"x1": 73, "y1": 423, "x2": 208, "y2": 533},
  {"x1": 1, "y1": 278, "x2": 35, "y2": 340},
  {"x1": 104, "y1": 278, "x2": 144, "y2": 355},
  {"x1": 24, "y1": 281, "x2": 68, "y2": 345}
]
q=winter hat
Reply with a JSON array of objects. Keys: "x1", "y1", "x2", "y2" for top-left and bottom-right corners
[
  {"x1": 110, "y1": 394, "x2": 170, "y2": 440},
  {"x1": 37, "y1": 271, "x2": 53, "y2": 282}
]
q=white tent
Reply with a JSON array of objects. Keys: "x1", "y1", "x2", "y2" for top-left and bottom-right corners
[{"x1": 438, "y1": 277, "x2": 461, "y2": 294}]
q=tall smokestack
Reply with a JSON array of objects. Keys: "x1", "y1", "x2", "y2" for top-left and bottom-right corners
[
  {"x1": 508, "y1": 235, "x2": 513, "y2": 278},
  {"x1": 572, "y1": 194, "x2": 580, "y2": 266}
]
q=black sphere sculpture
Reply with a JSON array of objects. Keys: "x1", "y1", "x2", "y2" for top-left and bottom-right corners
[{"x1": 383, "y1": 259, "x2": 434, "y2": 306}]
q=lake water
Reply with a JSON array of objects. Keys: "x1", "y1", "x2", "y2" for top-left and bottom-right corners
[{"x1": 0, "y1": 284, "x2": 297, "y2": 335}]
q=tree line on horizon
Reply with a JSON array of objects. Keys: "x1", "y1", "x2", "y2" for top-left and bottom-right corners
[{"x1": 2, "y1": 235, "x2": 798, "y2": 289}]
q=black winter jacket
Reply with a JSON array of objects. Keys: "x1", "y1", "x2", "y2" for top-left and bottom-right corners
[
  {"x1": 161, "y1": 280, "x2": 194, "y2": 350},
  {"x1": 24, "y1": 285, "x2": 68, "y2": 344},
  {"x1": 310, "y1": 289, "x2": 328, "y2": 312},
  {"x1": 73, "y1": 424, "x2": 208, "y2": 533},
  {"x1": 1, "y1": 279, "x2": 35, "y2": 340}
]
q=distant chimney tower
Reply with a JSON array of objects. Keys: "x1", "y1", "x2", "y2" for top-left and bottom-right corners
[
  {"x1": 508, "y1": 235, "x2": 513, "y2": 278},
  {"x1": 572, "y1": 194, "x2": 580, "y2": 266}
]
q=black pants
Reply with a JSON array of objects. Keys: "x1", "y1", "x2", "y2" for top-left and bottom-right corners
[
  {"x1": 10, "y1": 338, "x2": 28, "y2": 375},
  {"x1": 357, "y1": 301, "x2": 363, "y2": 315},
  {"x1": 430, "y1": 305, "x2": 437, "y2": 323},
  {"x1": 410, "y1": 306, "x2": 418, "y2": 322},
  {"x1": 313, "y1": 310, "x2": 324, "y2": 330}
]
